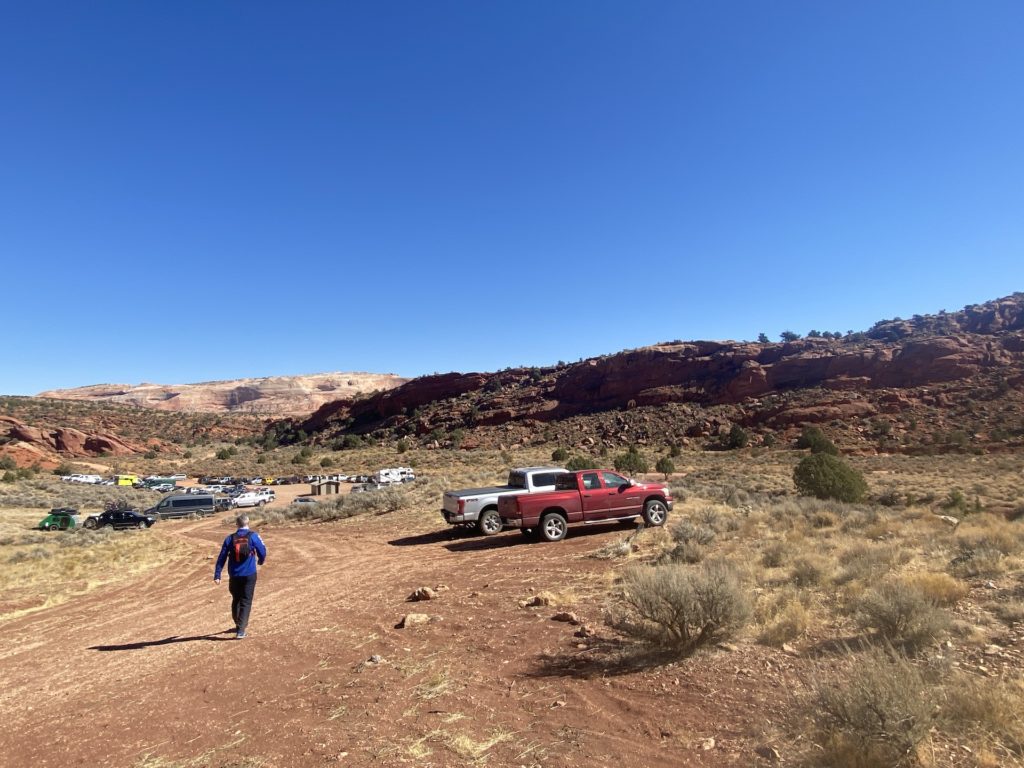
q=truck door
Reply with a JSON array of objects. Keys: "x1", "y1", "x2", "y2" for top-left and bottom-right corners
[
  {"x1": 601, "y1": 471, "x2": 642, "y2": 517},
  {"x1": 579, "y1": 472, "x2": 610, "y2": 519}
]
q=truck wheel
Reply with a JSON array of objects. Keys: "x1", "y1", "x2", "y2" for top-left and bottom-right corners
[
  {"x1": 84, "y1": 519, "x2": 97, "y2": 530},
  {"x1": 48, "y1": 523, "x2": 60, "y2": 531},
  {"x1": 477, "y1": 508, "x2": 502, "y2": 536},
  {"x1": 539, "y1": 513, "x2": 567, "y2": 542},
  {"x1": 642, "y1": 499, "x2": 668, "y2": 527}
]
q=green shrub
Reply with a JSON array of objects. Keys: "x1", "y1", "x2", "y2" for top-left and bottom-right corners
[
  {"x1": 144, "y1": 450, "x2": 158, "y2": 460},
  {"x1": 724, "y1": 424, "x2": 749, "y2": 450},
  {"x1": 1, "y1": 471, "x2": 15, "y2": 483},
  {"x1": 655, "y1": 457, "x2": 675, "y2": 479},
  {"x1": 215, "y1": 448, "x2": 231, "y2": 461},
  {"x1": 396, "y1": 439, "x2": 408, "y2": 454},
  {"x1": 342, "y1": 434, "x2": 362, "y2": 449},
  {"x1": 793, "y1": 454, "x2": 867, "y2": 502},
  {"x1": 551, "y1": 447, "x2": 569, "y2": 462},
  {"x1": 182, "y1": 450, "x2": 193, "y2": 459},
  {"x1": 566, "y1": 455, "x2": 595, "y2": 471},
  {"x1": 796, "y1": 425, "x2": 839, "y2": 455},
  {"x1": 0, "y1": 456, "x2": 16, "y2": 471},
  {"x1": 320, "y1": 457, "x2": 332, "y2": 468},
  {"x1": 613, "y1": 445, "x2": 649, "y2": 474}
]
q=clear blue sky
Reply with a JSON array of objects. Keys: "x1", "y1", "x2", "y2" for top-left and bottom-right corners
[{"x1": 2, "y1": 2, "x2": 1022, "y2": 395}]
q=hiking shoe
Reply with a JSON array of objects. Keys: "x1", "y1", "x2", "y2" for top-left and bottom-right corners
[{"x1": 236, "y1": 630, "x2": 247, "y2": 639}]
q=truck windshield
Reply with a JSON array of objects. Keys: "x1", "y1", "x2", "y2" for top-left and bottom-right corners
[{"x1": 507, "y1": 472, "x2": 527, "y2": 489}]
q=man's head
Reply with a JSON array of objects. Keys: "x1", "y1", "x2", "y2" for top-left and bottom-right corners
[{"x1": 236, "y1": 513, "x2": 250, "y2": 528}]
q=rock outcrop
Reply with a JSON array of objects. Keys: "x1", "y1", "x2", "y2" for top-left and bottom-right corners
[
  {"x1": 296, "y1": 294, "x2": 1024, "y2": 450},
  {"x1": 0, "y1": 415, "x2": 145, "y2": 467},
  {"x1": 38, "y1": 372, "x2": 408, "y2": 416}
]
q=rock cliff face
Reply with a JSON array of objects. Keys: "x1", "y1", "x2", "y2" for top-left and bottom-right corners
[
  {"x1": 298, "y1": 294, "x2": 1024, "y2": 450},
  {"x1": 0, "y1": 415, "x2": 144, "y2": 468},
  {"x1": 38, "y1": 372, "x2": 408, "y2": 416}
]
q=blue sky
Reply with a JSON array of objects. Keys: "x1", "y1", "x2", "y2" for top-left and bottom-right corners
[{"x1": 2, "y1": 2, "x2": 1022, "y2": 394}]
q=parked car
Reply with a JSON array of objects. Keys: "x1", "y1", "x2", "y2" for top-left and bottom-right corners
[
  {"x1": 233, "y1": 492, "x2": 271, "y2": 508},
  {"x1": 83, "y1": 510, "x2": 158, "y2": 530},
  {"x1": 150, "y1": 483, "x2": 176, "y2": 493},
  {"x1": 146, "y1": 493, "x2": 217, "y2": 519},
  {"x1": 291, "y1": 497, "x2": 318, "y2": 505},
  {"x1": 498, "y1": 470, "x2": 672, "y2": 542},
  {"x1": 441, "y1": 467, "x2": 566, "y2": 536},
  {"x1": 38, "y1": 508, "x2": 78, "y2": 531},
  {"x1": 215, "y1": 497, "x2": 234, "y2": 512}
]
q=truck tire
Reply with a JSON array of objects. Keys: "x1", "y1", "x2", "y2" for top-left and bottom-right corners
[
  {"x1": 83, "y1": 518, "x2": 97, "y2": 530},
  {"x1": 642, "y1": 499, "x2": 668, "y2": 527},
  {"x1": 48, "y1": 523, "x2": 60, "y2": 531},
  {"x1": 539, "y1": 513, "x2": 567, "y2": 542},
  {"x1": 477, "y1": 508, "x2": 502, "y2": 536}
]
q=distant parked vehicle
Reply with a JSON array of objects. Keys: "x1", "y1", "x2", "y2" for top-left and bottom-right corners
[
  {"x1": 146, "y1": 493, "x2": 217, "y2": 519},
  {"x1": 291, "y1": 497, "x2": 318, "y2": 505},
  {"x1": 83, "y1": 510, "x2": 157, "y2": 530},
  {"x1": 232, "y1": 492, "x2": 271, "y2": 508},
  {"x1": 38, "y1": 508, "x2": 78, "y2": 531},
  {"x1": 150, "y1": 484, "x2": 176, "y2": 493},
  {"x1": 63, "y1": 474, "x2": 103, "y2": 484}
]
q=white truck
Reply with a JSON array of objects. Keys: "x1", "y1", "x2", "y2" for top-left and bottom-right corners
[{"x1": 440, "y1": 466, "x2": 567, "y2": 536}]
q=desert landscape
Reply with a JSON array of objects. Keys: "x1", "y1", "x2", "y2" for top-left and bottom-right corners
[{"x1": 2, "y1": 296, "x2": 1024, "y2": 767}]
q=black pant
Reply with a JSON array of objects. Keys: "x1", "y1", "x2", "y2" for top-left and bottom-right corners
[{"x1": 228, "y1": 574, "x2": 257, "y2": 631}]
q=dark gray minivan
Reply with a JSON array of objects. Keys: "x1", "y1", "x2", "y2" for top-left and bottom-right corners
[{"x1": 148, "y1": 493, "x2": 217, "y2": 519}]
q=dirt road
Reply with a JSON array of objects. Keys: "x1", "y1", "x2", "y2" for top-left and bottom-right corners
[{"x1": 0, "y1": 507, "x2": 792, "y2": 767}]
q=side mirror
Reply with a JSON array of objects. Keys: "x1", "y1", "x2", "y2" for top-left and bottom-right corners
[{"x1": 628, "y1": 479, "x2": 637, "y2": 487}]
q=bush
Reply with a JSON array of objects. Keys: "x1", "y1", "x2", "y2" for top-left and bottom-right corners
[
  {"x1": 182, "y1": 450, "x2": 193, "y2": 459},
  {"x1": 0, "y1": 456, "x2": 16, "y2": 470},
  {"x1": 793, "y1": 454, "x2": 867, "y2": 502},
  {"x1": 855, "y1": 579, "x2": 950, "y2": 652},
  {"x1": 814, "y1": 647, "x2": 936, "y2": 766},
  {"x1": 396, "y1": 439, "x2": 408, "y2": 454},
  {"x1": 613, "y1": 446, "x2": 649, "y2": 474},
  {"x1": 796, "y1": 426, "x2": 839, "y2": 455},
  {"x1": 655, "y1": 457, "x2": 674, "y2": 479},
  {"x1": 144, "y1": 450, "x2": 158, "y2": 460},
  {"x1": 1, "y1": 471, "x2": 15, "y2": 483},
  {"x1": 565, "y1": 455, "x2": 595, "y2": 472},
  {"x1": 724, "y1": 424, "x2": 749, "y2": 450},
  {"x1": 320, "y1": 457, "x2": 332, "y2": 468},
  {"x1": 551, "y1": 447, "x2": 569, "y2": 462},
  {"x1": 215, "y1": 448, "x2": 231, "y2": 461},
  {"x1": 342, "y1": 435, "x2": 362, "y2": 449},
  {"x1": 611, "y1": 560, "x2": 750, "y2": 655}
]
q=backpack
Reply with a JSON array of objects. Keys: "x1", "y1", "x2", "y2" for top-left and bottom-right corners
[{"x1": 230, "y1": 531, "x2": 253, "y2": 564}]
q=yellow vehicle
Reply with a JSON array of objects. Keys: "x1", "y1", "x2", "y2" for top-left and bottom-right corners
[
  {"x1": 114, "y1": 474, "x2": 139, "y2": 487},
  {"x1": 262, "y1": 477, "x2": 275, "y2": 485}
]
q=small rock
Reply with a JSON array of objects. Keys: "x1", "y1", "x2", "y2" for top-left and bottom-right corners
[
  {"x1": 782, "y1": 643, "x2": 801, "y2": 657},
  {"x1": 408, "y1": 587, "x2": 438, "y2": 602},
  {"x1": 368, "y1": 654, "x2": 384, "y2": 664},
  {"x1": 755, "y1": 745, "x2": 780, "y2": 761},
  {"x1": 573, "y1": 625, "x2": 595, "y2": 638},
  {"x1": 397, "y1": 613, "x2": 430, "y2": 628},
  {"x1": 701, "y1": 737, "x2": 716, "y2": 751},
  {"x1": 936, "y1": 515, "x2": 961, "y2": 527},
  {"x1": 434, "y1": 584, "x2": 450, "y2": 592},
  {"x1": 984, "y1": 644, "x2": 1002, "y2": 656},
  {"x1": 985, "y1": 580, "x2": 998, "y2": 589},
  {"x1": 717, "y1": 642, "x2": 739, "y2": 652},
  {"x1": 551, "y1": 612, "x2": 581, "y2": 625},
  {"x1": 551, "y1": 700, "x2": 566, "y2": 708},
  {"x1": 523, "y1": 592, "x2": 557, "y2": 608}
]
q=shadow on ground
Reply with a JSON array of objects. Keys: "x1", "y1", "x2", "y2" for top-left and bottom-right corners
[{"x1": 89, "y1": 631, "x2": 236, "y2": 651}]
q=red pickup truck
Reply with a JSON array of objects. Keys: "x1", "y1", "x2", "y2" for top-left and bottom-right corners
[{"x1": 498, "y1": 469, "x2": 673, "y2": 542}]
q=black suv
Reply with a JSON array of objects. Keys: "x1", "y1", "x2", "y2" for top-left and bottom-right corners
[{"x1": 83, "y1": 510, "x2": 158, "y2": 530}]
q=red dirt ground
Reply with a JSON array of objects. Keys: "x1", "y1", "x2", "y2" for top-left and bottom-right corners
[{"x1": 0, "y1": 507, "x2": 800, "y2": 767}]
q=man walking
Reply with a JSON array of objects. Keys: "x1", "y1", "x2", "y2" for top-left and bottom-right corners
[{"x1": 214, "y1": 514, "x2": 267, "y2": 639}]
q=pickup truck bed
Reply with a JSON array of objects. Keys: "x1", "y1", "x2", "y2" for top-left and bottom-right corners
[{"x1": 441, "y1": 467, "x2": 566, "y2": 535}]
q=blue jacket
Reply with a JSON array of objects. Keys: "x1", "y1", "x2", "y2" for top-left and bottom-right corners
[{"x1": 215, "y1": 527, "x2": 266, "y2": 580}]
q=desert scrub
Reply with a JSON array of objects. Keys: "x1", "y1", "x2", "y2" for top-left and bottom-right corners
[
  {"x1": 793, "y1": 454, "x2": 868, "y2": 503},
  {"x1": 834, "y1": 542, "x2": 906, "y2": 585},
  {"x1": 789, "y1": 553, "x2": 835, "y2": 587},
  {"x1": 257, "y1": 486, "x2": 410, "y2": 525},
  {"x1": 609, "y1": 559, "x2": 751, "y2": 655},
  {"x1": 854, "y1": 578, "x2": 950, "y2": 652},
  {"x1": 940, "y1": 674, "x2": 1024, "y2": 763},
  {"x1": 664, "y1": 519, "x2": 716, "y2": 563},
  {"x1": 756, "y1": 587, "x2": 810, "y2": 646},
  {"x1": 811, "y1": 647, "x2": 936, "y2": 767}
]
